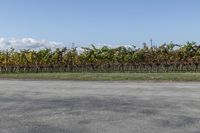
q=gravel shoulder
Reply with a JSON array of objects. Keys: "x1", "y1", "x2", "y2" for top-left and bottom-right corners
[{"x1": 0, "y1": 80, "x2": 200, "y2": 133}]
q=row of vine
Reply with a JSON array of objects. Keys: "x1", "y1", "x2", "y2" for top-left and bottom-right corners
[{"x1": 0, "y1": 42, "x2": 200, "y2": 73}]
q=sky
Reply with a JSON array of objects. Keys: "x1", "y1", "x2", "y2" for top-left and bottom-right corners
[{"x1": 0, "y1": 0, "x2": 200, "y2": 49}]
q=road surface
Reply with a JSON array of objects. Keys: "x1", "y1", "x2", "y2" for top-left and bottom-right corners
[{"x1": 0, "y1": 80, "x2": 200, "y2": 133}]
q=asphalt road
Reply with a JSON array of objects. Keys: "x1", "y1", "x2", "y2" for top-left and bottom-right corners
[{"x1": 0, "y1": 80, "x2": 200, "y2": 133}]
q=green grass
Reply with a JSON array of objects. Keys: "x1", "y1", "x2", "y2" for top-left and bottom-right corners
[{"x1": 0, "y1": 72, "x2": 200, "y2": 81}]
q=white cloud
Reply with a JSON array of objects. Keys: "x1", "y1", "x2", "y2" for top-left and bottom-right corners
[
  {"x1": 0, "y1": 37, "x2": 137, "y2": 51},
  {"x1": 0, "y1": 37, "x2": 65, "y2": 50}
]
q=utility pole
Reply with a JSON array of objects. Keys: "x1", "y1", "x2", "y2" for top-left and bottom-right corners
[{"x1": 150, "y1": 38, "x2": 153, "y2": 48}]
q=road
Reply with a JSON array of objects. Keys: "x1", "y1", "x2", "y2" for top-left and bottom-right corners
[{"x1": 0, "y1": 80, "x2": 200, "y2": 133}]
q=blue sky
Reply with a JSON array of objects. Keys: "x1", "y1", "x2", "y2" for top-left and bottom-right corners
[{"x1": 0, "y1": 0, "x2": 199, "y2": 48}]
